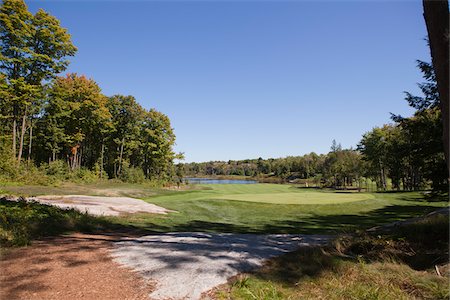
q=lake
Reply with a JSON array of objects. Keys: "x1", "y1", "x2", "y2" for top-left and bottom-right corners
[{"x1": 183, "y1": 177, "x2": 258, "y2": 184}]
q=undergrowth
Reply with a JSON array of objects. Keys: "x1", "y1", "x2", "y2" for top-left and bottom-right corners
[
  {"x1": 0, "y1": 197, "x2": 112, "y2": 247},
  {"x1": 216, "y1": 211, "x2": 450, "y2": 300}
]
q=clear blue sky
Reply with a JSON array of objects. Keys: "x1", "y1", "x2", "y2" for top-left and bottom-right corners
[{"x1": 28, "y1": 0, "x2": 430, "y2": 163}]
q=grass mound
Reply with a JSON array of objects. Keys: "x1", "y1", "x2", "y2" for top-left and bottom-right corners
[{"x1": 0, "y1": 197, "x2": 111, "y2": 247}]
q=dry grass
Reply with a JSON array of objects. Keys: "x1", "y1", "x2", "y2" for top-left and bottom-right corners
[
  {"x1": 215, "y1": 249, "x2": 449, "y2": 300},
  {"x1": 214, "y1": 212, "x2": 450, "y2": 300}
]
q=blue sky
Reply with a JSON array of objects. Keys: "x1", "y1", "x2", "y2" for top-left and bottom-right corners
[{"x1": 28, "y1": 0, "x2": 430, "y2": 162}]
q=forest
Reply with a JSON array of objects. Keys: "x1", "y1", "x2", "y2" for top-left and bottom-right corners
[
  {"x1": 0, "y1": 0, "x2": 180, "y2": 184},
  {"x1": 182, "y1": 61, "x2": 447, "y2": 191},
  {"x1": 0, "y1": 0, "x2": 447, "y2": 191}
]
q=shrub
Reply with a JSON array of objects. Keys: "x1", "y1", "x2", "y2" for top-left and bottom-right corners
[
  {"x1": 120, "y1": 162, "x2": 145, "y2": 183},
  {"x1": 41, "y1": 160, "x2": 69, "y2": 179},
  {"x1": 68, "y1": 167, "x2": 99, "y2": 183},
  {"x1": 0, "y1": 197, "x2": 109, "y2": 247},
  {"x1": 0, "y1": 139, "x2": 18, "y2": 180}
]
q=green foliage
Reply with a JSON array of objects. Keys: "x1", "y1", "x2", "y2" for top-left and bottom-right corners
[
  {"x1": 119, "y1": 161, "x2": 145, "y2": 184},
  {"x1": 40, "y1": 160, "x2": 68, "y2": 178},
  {"x1": 0, "y1": 1, "x2": 178, "y2": 184},
  {"x1": 359, "y1": 60, "x2": 447, "y2": 192},
  {"x1": 183, "y1": 149, "x2": 364, "y2": 189},
  {"x1": 0, "y1": 138, "x2": 17, "y2": 179},
  {"x1": 67, "y1": 168, "x2": 99, "y2": 184},
  {"x1": 140, "y1": 109, "x2": 177, "y2": 180},
  {"x1": 402, "y1": 60, "x2": 439, "y2": 112},
  {"x1": 0, "y1": 0, "x2": 77, "y2": 84},
  {"x1": 0, "y1": 197, "x2": 107, "y2": 246},
  {"x1": 0, "y1": 0, "x2": 77, "y2": 170},
  {"x1": 359, "y1": 108, "x2": 446, "y2": 192},
  {"x1": 183, "y1": 61, "x2": 447, "y2": 192},
  {"x1": 38, "y1": 74, "x2": 112, "y2": 168}
]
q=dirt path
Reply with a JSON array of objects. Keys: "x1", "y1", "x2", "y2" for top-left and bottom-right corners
[
  {"x1": 1, "y1": 233, "x2": 331, "y2": 300},
  {"x1": 0, "y1": 233, "x2": 154, "y2": 300}
]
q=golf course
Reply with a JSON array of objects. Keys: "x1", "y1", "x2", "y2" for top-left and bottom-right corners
[
  {"x1": 101, "y1": 183, "x2": 448, "y2": 235},
  {"x1": 0, "y1": 0, "x2": 449, "y2": 299},
  {"x1": 1, "y1": 181, "x2": 449, "y2": 299}
]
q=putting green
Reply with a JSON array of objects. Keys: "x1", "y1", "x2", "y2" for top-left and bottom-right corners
[{"x1": 214, "y1": 191, "x2": 374, "y2": 204}]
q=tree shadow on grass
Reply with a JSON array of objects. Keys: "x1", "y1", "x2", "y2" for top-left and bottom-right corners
[
  {"x1": 123, "y1": 203, "x2": 447, "y2": 235},
  {"x1": 278, "y1": 204, "x2": 447, "y2": 234}
]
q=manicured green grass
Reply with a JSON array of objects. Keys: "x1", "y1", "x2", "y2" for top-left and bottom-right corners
[
  {"x1": 2, "y1": 182, "x2": 448, "y2": 236},
  {"x1": 215, "y1": 192, "x2": 373, "y2": 204},
  {"x1": 113, "y1": 184, "x2": 448, "y2": 235}
]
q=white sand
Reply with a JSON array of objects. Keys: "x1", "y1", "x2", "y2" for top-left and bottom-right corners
[
  {"x1": 110, "y1": 233, "x2": 331, "y2": 300},
  {"x1": 29, "y1": 195, "x2": 172, "y2": 216}
]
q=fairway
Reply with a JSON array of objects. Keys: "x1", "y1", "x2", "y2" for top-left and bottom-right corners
[
  {"x1": 215, "y1": 192, "x2": 373, "y2": 204},
  {"x1": 3, "y1": 182, "x2": 448, "y2": 235},
  {"x1": 115, "y1": 183, "x2": 450, "y2": 235}
]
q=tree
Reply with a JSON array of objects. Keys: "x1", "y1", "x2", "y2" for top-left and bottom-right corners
[
  {"x1": 141, "y1": 109, "x2": 176, "y2": 179},
  {"x1": 0, "y1": 0, "x2": 76, "y2": 166},
  {"x1": 423, "y1": 0, "x2": 449, "y2": 175},
  {"x1": 39, "y1": 74, "x2": 111, "y2": 169},
  {"x1": 106, "y1": 95, "x2": 145, "y2": 177},
  {"x1": 358, "y1": 127, "x2": 389, "y2": 190},
  {"x1": 399, "y1": 108, "x2": 447, "y2": 190}
]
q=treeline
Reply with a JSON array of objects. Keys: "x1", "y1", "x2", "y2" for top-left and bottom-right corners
[
  {"x1": 359, "y1": 61, "x2": 446, "y2": 191},
  {"x1": 0, "y1": 0, "x2": 179, "y2": 184},
  {"x1": 182, "y1": 61, "x2": 448, "y2": 191},
  {"x1": 181, "y1": 146, "x2": 363, "y2": 188}
]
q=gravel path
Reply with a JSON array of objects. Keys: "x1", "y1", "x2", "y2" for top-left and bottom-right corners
[
  {"x1": 28, "y1": 195, "x2": 172, "y2": 216},
  {"x1": 110, "y1": 233, "x2": 331, "y2": 300}
]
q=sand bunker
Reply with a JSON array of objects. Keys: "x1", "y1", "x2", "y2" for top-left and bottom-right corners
[{"x1": 30, "y1": 195, "x2": 171, "y2": 216}]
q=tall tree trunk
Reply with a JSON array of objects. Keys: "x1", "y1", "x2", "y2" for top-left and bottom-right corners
[
  {"x1": 379, "y1": 160, "x2": 387, "y2": 190},
  {"x1": 12, "y1": 119, "x2": 16, "y2": 160},
  {"x1": 79, "y1": 146, "x2": 83, "y2": 169},
  {"x1": 28, "y1": 119, "x2": 33, "y2": 162},
  {"x1": 117, "y1": 137, "x2": 125, "y2": 176},
  {"x1": 423, "y1": 0, "x2": 449, "y2": 176},
  {"x1": 17, "y1": 108, "x2": 27, "y2": 166},
  {"x1": 100, "y1": 142, "x2": 105, "y2": 179}
]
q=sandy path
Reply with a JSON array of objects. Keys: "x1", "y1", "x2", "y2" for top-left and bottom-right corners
[
  {"x1": 27, "y1": 195, "x2": 172, "y2": 216},
  {"x1": 1, "y1": 232, "x2": 330, "y2": 300},
  {"x1": 111, "y1": 233, "x2": 331, "y2": 300},
  {"x1": 0, "y1": 233, "x2": 154, "y2": 300}
]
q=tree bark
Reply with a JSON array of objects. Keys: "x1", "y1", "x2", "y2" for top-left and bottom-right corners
[
  {"x1": 117, "y1": 137, "x2": 125, "y2": 176},
  {"x1": 28, "y1": 119, "x2": 33, "y2": 162},
  {"x1": 100, "y1": 142, "x2": 105, "y2": 179},
  {"x1": 12, "y1": 119, "x2": 16, "y2": 160},
  {"x1": 17, "y1": 108, "x2": 27, "y2": 166},
  {"x1": 423, "y1": 0, "x2": 449, "y2": 176},
  {"x1": 79, "y1": 146, "x2": 83, "y2": 169}
]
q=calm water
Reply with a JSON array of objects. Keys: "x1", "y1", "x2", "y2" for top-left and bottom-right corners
[{"x1": 183, "y1": 177, "x2": 258, "y2": 184}]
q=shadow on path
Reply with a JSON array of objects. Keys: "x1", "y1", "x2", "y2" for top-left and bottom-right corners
[{"x1": 109, "y1": 232, "x2": 330, "y2": 300}]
